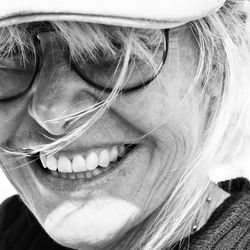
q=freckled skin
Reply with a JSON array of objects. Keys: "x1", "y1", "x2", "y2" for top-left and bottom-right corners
[{"x1": 0, "y1": 25, "x2": 211, "y2": 249}]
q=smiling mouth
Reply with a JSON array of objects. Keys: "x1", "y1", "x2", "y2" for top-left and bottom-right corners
[{"x1": 31, "y1": 144, "x2": 137, "y2": 180}]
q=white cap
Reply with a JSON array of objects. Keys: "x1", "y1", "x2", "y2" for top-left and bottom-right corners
[{"x1": 0, "y1": 0, "x2": 226, "y2": 28}]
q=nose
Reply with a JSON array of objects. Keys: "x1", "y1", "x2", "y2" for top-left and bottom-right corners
[{"x1": 28, "y1": 57, "x2": 97, "y2": 136}]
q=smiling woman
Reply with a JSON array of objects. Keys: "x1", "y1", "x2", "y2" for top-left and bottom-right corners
[{"x1": 0, "y1": 0, "x2": 249, "y2": 250}]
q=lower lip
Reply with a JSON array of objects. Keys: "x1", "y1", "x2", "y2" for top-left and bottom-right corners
[{"x1": 29, "y1": 145, "x2": 138, "y2": 193}]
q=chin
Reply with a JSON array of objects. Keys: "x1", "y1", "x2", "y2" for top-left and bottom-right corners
[{"x1": 42, "y1": 196, "x2": 140, "y2": 250}]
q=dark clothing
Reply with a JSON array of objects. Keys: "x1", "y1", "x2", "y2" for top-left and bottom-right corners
[
  {"x1": 0, "y1": 179, "x2": 249, "y2": 250},
  {"x1": 178, "y1": 178, "x2": 250, "y2": 250}
]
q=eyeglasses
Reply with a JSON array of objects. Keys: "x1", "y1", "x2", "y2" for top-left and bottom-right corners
[{"x1": 0, "y1": 23, "x2": 168, "y2": 101}]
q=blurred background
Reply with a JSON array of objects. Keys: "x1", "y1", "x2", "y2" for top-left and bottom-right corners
[{"x1": 0, "y1": 169, "x2": 16, "y2": 203}]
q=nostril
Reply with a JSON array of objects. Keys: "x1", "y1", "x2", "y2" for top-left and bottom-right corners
[{"x1": 62, "y1": 120, "x2": 72, "y2": 131}]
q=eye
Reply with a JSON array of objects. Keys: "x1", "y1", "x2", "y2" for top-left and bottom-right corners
[
  {"x1": 71, "y1": 29, "x2": 168, "y2": 93},
  {"x1": 0, "y1": 46, "x2": 38, "y2": 101}
]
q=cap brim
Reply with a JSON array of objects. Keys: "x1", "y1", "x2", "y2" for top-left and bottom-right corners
[{"x1": 0, "y1": 0, "x2": 226, "y2": 29}]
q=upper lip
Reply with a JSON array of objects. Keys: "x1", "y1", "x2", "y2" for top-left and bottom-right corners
[
  {"x1": 47, "y1": 141, "x2": 137, "y2": 153},
  {"x1": 8, "y1": 137, "x2": 140, "y2": 156},
  {"x1": 8, "y1": 126, "x2": 143, "y2": 155}
]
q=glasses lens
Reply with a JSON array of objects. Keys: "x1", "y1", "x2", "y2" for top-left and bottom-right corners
[
  {"x1": 73, "y1": 29, "x2": 167, "y2": 92},
  {"x1": 0, "y1": 48, "x2": 37, "y2": 100}
]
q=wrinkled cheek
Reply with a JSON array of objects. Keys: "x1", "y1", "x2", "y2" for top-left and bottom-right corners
[{"x1": 43, "y1": 196, "x2": 140, "y2": 248}]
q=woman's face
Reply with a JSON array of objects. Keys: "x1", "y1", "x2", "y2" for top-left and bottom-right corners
[{"x1": 0, "y1": 24, "x2": 208, "y2": 249}]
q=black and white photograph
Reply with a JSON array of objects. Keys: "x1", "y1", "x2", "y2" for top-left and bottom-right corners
[{"x1": 0, "y1": 0, "x2": 249, "y2": 249}]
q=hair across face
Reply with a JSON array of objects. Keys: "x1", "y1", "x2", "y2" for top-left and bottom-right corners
[
  {"x1": 0, "y1": 20, "x2": 206, "y2": 249},
  {"x1": 0, "y1": 22, "x2": 168, "y2": 155},
  {"x1": 0, "y1": 1, "x2": 249, "y2": 248}
]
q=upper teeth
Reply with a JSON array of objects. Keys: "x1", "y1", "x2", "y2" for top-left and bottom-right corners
[{"x1": 39, "y1": 145, "x2": 126, "y2": 173}]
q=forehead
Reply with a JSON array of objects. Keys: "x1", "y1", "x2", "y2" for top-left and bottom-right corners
[
  {"x1": 0, "y1": 21, "x2": 194, "y2": 46},
  {"x1": 0, "y1": 21, "x2": 171, "y2": 64},
  {"x1": 0, "y1": 21, "x2": 160, "y2": 44}
]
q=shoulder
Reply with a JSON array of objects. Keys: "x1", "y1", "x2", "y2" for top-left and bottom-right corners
[
  {"x1": 0, "y1": 195, "x2": 72, "y2": 250},
  {"x1": 179, "y1": 178, "x2": 250, "y2": 250},
  {"x1": 0, "y1": 195, "x2": 27, "y2": 233}
]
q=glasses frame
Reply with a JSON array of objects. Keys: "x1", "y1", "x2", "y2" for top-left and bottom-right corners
[
  {"x1": 0, "y1": 35, "x2": 41, "y2": 102},
  {"x1": 70, "y1": 29, "x2": 169, "y2": 93},
  {"x1": 0, "y1": 22, "x2": 169, "y2": 102}
]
